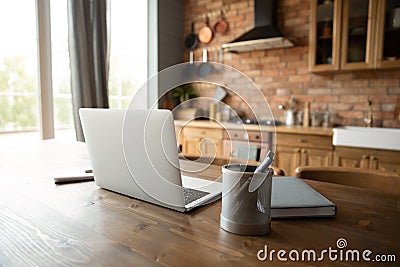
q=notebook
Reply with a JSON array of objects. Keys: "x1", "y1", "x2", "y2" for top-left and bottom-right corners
[
  {"x1": 271, "y1": 177, "x2": 336, "y2": 218},
  {"x1": 79, "y1": 108, "x2": 222, "y2": 212}
]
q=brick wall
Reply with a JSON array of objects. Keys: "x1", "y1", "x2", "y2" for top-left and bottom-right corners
[{"x1": 183, "y1": 0, "x2": 400, "y2": 128}]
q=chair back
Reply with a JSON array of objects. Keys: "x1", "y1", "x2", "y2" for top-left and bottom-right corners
[{"x1": 295, "y1": 166, "x2": 400, "y2": 197}]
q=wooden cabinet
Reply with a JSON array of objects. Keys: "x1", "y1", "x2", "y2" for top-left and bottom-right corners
[
  {"x1": 334, "y1": 146, "x2": 400, "y2": 174},
  {"x1": 375, "y1": 0, "x2": 400, "y2": 69},
  {"x1": 309, "y1": 0, "x2": 342, "y2": 72},
  {"x1": 275, "y1": 132, "x2": 333, "y2": 176},
  {"x1": 181, "y1": 126, "x2": 225, "y2": 158},
  {"x1": 309, "y1": 0, "x2": 400, "y2": 72}
]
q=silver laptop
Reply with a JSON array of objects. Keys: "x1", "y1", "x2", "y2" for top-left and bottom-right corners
[{"x1": 79, "y1": 108, "x2": 222, "y2": 212}]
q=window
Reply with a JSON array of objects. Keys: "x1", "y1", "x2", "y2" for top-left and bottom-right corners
[
  {"x1": 0, "y1": 0, "x2": 149, "y2": 137},
  {"x1": 51, "y1": 0, "x2": 73, "y2": 130},
  {"x1": 0, "y1": 1, "x2": 38, "y2": 132},
  {"x1": 108, "y1": 1, "x2": 148, "y2": 109}
]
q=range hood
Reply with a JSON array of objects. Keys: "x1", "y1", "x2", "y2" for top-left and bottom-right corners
[{"x1": 222, "y1": 0, "x2": 294, "y2": 53}]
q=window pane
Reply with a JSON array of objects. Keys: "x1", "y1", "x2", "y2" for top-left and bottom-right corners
[
  {"x1": 0, "y1": 1, "x2": 38, "y2": 132},
  {"x1": 108, "y1": 1, "x2": 148, "y2": 108},
  {"x1": 51, "y1": 0, "x2": 73, "y2": 130}
]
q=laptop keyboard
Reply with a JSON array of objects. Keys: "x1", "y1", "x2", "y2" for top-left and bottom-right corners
[{"x1": 183, "y1": 187, "x2": 210, "y2": 205}]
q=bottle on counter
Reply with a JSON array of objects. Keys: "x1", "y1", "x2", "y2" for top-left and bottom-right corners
[
  {"x1": 285, "y1": 109, "x2": 295, "y2": 126},
  {"x1": 303, "y1": 102, "x2": 310, "y2": 128},
  {"x1": 285, "y1": 97, "x2": 296, "y2": 126}
]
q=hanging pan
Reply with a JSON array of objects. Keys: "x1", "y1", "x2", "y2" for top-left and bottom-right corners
[
  {"x1": 184, "y1": 22, "x2": 198, "y2": 50},
  {"x1": 214, "y1": 10, "x2": 229, "y2": 34},
  {"x1": 198, "y1": 16, "x2": 213, "y2": 44}
]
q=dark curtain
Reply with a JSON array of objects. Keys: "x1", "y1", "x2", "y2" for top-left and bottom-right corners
[{"x1": 67, "y1": 0, "x2": 109, "y2": 141}]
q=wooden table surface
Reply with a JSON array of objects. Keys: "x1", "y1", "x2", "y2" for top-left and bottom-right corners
[{"x1": 0, "y1": 134, "x2": 399, "y2": 266}]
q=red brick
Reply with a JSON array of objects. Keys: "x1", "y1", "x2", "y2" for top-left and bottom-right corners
[
  {"x1": 267, "y1": 49, "x2": 286, "y2": 56},
  {"x1": 382, "y1": 104, "x2": 396, "y2": 112},
  {"x1": 328, "y1": 103, "x2": 353, "y2": 111},
  {"x1": 280, "y1": 54, "x2": 302, "y2": 62},
  {"x1": 296, "y1": 67, "x2": 309, "y2": 75},
  {"x1": 370, "y1": 95, "x2": 398, "y2": 102},
  {"x1": 230, "y1": 1, "x2": 249, "y2": 10},
  {"x1": 340, "y1": 95, "x2": 368, "y2": 103},
  {"x1": 358, "y1": 87, "x2": 387, "y2": 95},
  {"x1": 262, "y1": 70, "x2": 279, "y2": 77},
  {"x1": 353, "y1": 104, "x2": 377, "y2": 111},
  {"x1": 388, "y1": 87, "x2": 400, "y2": 94},
  {"x1": 332, "y1": 88, "x2": 360, "y2": 95},
  {"x1": 334, "y1": 73, "x2": 354, "y2": 81},
  {"x1": 307, "y1": 88, "x2": 332, "y2": 95},
  {"x1": 276, "y1": 88, "x2": 292, "y2": 96},
  {"x1": 313, "y1": 95, "x2": 339, "y2": 103},
  {"x1": 226, "y1": 13, "x2": 244, "y2": 23},
  {"x1": 278, "y1": 69, "x2": 296, "y2": 76},
  {"x1": 370, "y1": 79, "x2": 399, "y2": 87},
  {"x1": 206, "y1": 1, "x2": 222, "y2": 10},
  {"x1": 287, "y1": 61, "x2": 308, "y2": 69},
  {"x1": 289, "y1": 75, "x2": 311, "y2": 82}
]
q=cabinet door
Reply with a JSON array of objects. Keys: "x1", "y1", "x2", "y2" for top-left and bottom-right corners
[
  {"x1": 275, "y1": 146, "x2": 301, "y2": 176},
  {"x1": 370, "y1": 150, "x2": 400, "y2": 174},
  {"x1": 375, "y1": 0, "x2": 400, "y2": 69},
  {"x1": 183, "y1": 137, "x2": 223, "y2": 158},
  {"x1": 309, "y1": 0, "x2": 342, "y2": 71},
  {"x1": 200, "y1": 138, "x2": 223, "y2": 158},
  {"x1": 333, "y1": 147, "x2": 370, "y2": 168},
  {"x1": 340, "y1": 0, "x2": 377, "y2": 70},
  {"x1": 182, "y1": 137, "x2": 201, "y2": 157},
  {"x1": 301, "y1": 148, "x2": 333, "y2": 167}
]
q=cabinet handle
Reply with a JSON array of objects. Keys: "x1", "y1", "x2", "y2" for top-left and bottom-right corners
[
  {"x1": 255, "y1": 135, "x2": 260, "y2": 139},
  {"x1": 201, "y1": 131, "x2": 206, "y2": 135},
  {"x1": 360, "y1": 155, "x2": 369, "y2": 169},
  {"x1": 370, "y1": 156, "x2": 378, "y2": 170},
  {"x1": 298, "y1": 139, "x2": 307, "y2": 143}
]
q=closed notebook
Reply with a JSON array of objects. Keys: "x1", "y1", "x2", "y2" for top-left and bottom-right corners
[{"x1": 271, "y1": 176, "x2": 336, "y2": 218}]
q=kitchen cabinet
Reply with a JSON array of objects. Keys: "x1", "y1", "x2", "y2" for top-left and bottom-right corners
[
  {"x1": 334, "y1": 146, "x2": 400, "y2": 174},
  {"x1": 275, "y1": 132, "x2": 333, "y2": 176},
  {"x1": 309, "y1": 0, "x2": 400, "y2": 72},
  {"x1": 375, "y1": 0, "x2": 400, "y2": 69},
  {"x1": 181, "y1": 126, "x2": 225, "y2": 158}
]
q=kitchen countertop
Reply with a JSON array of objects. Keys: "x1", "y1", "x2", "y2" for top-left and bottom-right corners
[{"x1": 174, "y1": 120, "x2": 333, "y2": 136}]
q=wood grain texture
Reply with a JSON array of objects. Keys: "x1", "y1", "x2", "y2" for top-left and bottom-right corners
[{"x1": 0, "y1": 133, "x2": 399, "y2": 266}]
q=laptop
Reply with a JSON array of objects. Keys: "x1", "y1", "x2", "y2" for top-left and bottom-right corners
[{"x1": 79, "y1": 108, "x2": 222, "y2": 212}]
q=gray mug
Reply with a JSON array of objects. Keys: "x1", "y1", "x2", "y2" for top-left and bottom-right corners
[{"x1": 220, "y1": 164, "x2": 273, "y2": 235}]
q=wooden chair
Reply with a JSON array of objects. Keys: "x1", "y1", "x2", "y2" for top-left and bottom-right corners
[
  {"x1": 295, "y1": 166, "x2": 400, "y2": 197},
  {"x1": 180, "y1": 155, "x2": 285, "y2": 176}
]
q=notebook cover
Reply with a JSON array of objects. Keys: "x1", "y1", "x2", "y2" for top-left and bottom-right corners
[{"x1": 271, "y1": 176, "x2": 336, "y2": 218}]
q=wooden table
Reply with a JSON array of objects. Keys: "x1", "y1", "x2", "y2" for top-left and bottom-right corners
[{"x1": 0, "y1": 134, "x2": 399, "y2": 266}]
